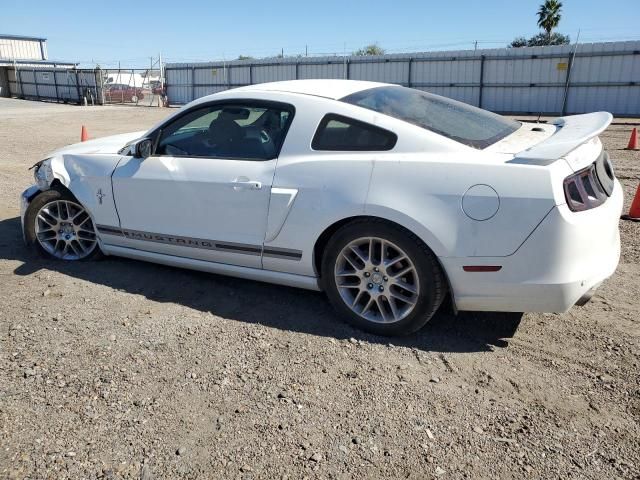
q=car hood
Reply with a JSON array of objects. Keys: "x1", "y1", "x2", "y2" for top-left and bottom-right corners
[{"x1": 49, "y1": 130, "x2": 147, "y2": 156}]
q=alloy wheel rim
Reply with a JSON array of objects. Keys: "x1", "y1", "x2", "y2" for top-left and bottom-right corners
[
  {"x1": 34, "y1": 200, "x2": 98, "y2": 260},
  {"x1": 334, "y1": 237, "x2": 420, "y2": 324}
]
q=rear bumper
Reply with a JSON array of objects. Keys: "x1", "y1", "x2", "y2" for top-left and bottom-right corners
[{"x1": 443, "y1": 180, "x2": 623, "y2": 313}]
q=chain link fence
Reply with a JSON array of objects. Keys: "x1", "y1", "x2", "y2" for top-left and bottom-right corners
[
  {"x1": 3, "y1": 56, "x2": 167, "y2": 107},
  {"x1": 101, "y1": 68, "x2": 166, "y2": 107}
]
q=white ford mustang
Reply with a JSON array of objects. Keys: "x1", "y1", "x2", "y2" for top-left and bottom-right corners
[{"x1": 21, "y1": 80, "x2": 622, "y2": 335}]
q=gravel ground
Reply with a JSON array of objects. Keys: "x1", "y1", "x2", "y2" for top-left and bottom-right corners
[{"x1": 0, "y1": 98, "x2": 638, "y2": 479}]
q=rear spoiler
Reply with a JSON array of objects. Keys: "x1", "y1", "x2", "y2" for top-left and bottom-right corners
[{"x1": 511, "y1": 112, "x2": 613, "y2": 163}]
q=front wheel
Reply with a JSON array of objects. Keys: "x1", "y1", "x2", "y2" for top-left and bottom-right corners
[
  {"x1": 24, "y1": 189, "x2": 102, "y2": 261},
  {"x1": 321, "y1": 220, "x2": 446, "y2": 336}
]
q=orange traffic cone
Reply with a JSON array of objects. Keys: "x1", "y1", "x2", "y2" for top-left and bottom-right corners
[
  {"x1": 81, "y1": 125, "x2": 89, "y2": 142},
  {"x1": 621, "y1": 183, "x2": 640, "y2": 222},
  {"x1": 626, "y1": 128, "x2": 638, "y2": 150}
]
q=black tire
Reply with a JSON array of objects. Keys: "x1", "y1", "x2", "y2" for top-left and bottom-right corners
[
  {"x1": 321, "y1": 219, "x2": 446, "y2": 336},
  {"x1": 24, "y1": 188, "x2": 103, "y2": 261}
]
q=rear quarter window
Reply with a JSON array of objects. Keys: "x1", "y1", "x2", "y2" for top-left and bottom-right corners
[
  {"x1": 342, "y1": 86, "x2": 520, "y2": 149},
  {"x1": 311, "y1": 114, "x2": 397, "y2": 151}
]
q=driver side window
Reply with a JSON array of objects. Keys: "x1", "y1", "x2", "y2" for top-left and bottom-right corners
[{"x1": 155, "y1": 103, "x2": 293, "y2": 160}]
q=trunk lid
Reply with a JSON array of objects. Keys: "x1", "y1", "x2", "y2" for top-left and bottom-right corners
[
  {"x1": 509, "y1": 112, "x2": 613, "y2": 171},
  {"x1": 487, "y1": 112, "x2": 615, "y2": 208}
]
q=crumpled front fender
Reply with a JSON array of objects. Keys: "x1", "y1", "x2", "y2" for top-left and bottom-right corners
[
  {"x1": 44, "y1": 153, "x2": 124, "y2": 230},
  {"x1": 20, "y1": 185, "x2": 41, "y2": 243}
]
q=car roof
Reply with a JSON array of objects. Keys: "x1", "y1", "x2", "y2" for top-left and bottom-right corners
[{"x1": 230, "y1": 79, "x2": 390, "y2": 100}]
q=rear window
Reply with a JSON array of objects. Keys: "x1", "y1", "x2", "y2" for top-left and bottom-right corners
[
  {"x1": 341, "y1": 86, "x2": 520, "y2": 149},
  {"x1": 312, "y1": 114, "x2": 397, "y2": 151}
]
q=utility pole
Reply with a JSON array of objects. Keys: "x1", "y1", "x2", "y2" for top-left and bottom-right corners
[
  {"x1": 561, "y1": 29, "x2": 581, "y2": 116},
  {"x1": 305, "y1": 44, "x2": 308, "y2": 57},
  {"x1": 10, "y1": 43, "x2": 21, "y2": 98},
  {"x1": 343, "y1": 42, "x2": 347, "y2": 79},
  {"x1": 159, "y1": 52, "x2": 164, "y2": 90},
  {"x1": 222, "y1": 55, "x2": 227, "y2": 87},
  {"x1": 474, "y1": 40, "x2": 478, "y2": 51}
]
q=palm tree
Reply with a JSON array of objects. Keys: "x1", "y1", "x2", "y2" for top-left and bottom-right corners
[{"x1": 537, "y1": 0, "x2": 563, "y2": 44}]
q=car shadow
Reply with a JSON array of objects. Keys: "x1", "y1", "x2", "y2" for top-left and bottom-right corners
[{"x1": 0, "y1": 216, "x2": 522, "y2": 353}]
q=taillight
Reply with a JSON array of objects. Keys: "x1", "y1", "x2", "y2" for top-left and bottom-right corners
[{"x1": 563, "y1": 163, "x2": 608, "y2": 212}]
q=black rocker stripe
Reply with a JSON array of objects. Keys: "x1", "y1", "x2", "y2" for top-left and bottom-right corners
[
  {"x1": 96, "y1": 224, "x2": 123, "y2": 236},
  {"x1": 215, "y1": 242, "x2": 262, "y2": 254},
  {"x1": 263, "y1": 248, "x2": 303, "y2": 260},
  {"x1": 95, "y1": 225, "x2": 302, "y2": 261}
]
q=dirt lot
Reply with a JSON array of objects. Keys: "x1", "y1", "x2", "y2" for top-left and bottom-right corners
[{"x1": 0, "y1": 97, "x2": 638, "y2": 479}]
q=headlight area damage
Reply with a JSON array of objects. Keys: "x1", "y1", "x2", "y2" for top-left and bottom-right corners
[
  {"x1": 22, "y1": 149, "x2": 128, "y2": 250},
  {"x1": 30, "y1": 158, "x2": 55, "y2": 190}
]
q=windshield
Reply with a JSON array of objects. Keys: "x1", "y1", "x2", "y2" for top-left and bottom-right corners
[{"x1": 341, "y1": 86, "x2": 520, "y2": 149}]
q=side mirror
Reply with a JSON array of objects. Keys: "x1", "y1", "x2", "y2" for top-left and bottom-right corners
[{"x1": 135, "y1": 138, "x2": 153, "y2": 159}]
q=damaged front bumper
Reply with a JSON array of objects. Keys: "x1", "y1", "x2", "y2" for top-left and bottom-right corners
[{"x1": 20, "y1": 185, "x2": 41, "y2": 243}]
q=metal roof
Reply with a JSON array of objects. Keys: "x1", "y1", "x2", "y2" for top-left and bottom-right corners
[
  {"x1": 0, "y1": 34, "x2": 47, "y2": 42},
  {"x1": 0, "y1": 59, "x2": 77, "y2": 67},
  {"x1": 233, "y1": 79, "x2": 388, "y2": 99}
]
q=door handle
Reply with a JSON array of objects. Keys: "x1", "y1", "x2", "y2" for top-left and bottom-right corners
[{"x1": 231, "y1": 178, "x2": 262, "y2": 191}]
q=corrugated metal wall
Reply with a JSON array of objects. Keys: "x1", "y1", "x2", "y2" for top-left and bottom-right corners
[
  {"x1": 165, "y1": 41, "x2": 640, "y2": 116},
  {"x1": 7, "y1": 67, "x2": 102, "y2": 103}
]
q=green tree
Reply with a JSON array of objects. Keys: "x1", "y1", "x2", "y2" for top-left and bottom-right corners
[
  {"x1": 528, "y1": 32, "x2": 570, "y2": 46},
  {"x1": 237, "y1": 55, "x2": 254, "y2": 61},
  {"x1": 509, "y1": 32, "x2": 569, "y2": 48},
  {"x1": 537, "y1": 0, "x2": 563, "y2": 42},
  {"x1": 353, "y1": 43, "x2": 385, "y2": 56},
  {"x1": 509, "y1": 37, "x2": 529, "y2": 48}
]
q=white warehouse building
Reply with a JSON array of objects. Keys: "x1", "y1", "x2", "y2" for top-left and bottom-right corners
[
  {"x1": 0, "y1": 33, "x2": 76, "y2": 98},
  {"x1": 0, "y1": 33, "x2": 48, "y2": 63}
]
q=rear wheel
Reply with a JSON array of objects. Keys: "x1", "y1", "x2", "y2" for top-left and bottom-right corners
[
  {"x1": 24, "y1": 189, "x2": 102, "y2": 261},
  {"x1": 321, "y1": 219, "x2": 445, "y2": 336}
]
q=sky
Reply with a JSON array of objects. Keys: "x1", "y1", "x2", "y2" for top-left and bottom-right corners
[{"x1": 1, "y1": 0, "x2": 639, "y2": 67}]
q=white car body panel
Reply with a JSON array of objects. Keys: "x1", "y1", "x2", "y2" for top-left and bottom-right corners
[
  {"x1": 514, "y1": 112, "x2": 613, "y2": 162},
  {"x1": 365, "y1": 152, "x2": 571, "y2": 258},
  {"x1": 443, "y1": 180, "x2": 623, "y2": 311},
  {"x1": 263, "y1": 150, "x2": 374, "y2": 276},
  {"x1": 110, "y1": 155, "x2": 277, "y2": 268},
  {"x1": 485, "y1": 122, "x2": 555, "y2": 154},
  {"x1": 102, "y1": 243, "x2": 321, "y2": 291},
  {"x1": 49, "y1": 131, "x2": 145, "y2": 156},
  {"x1": 264, "y1": 188, "x2": 298, "y2": 243},
  {"x1": 21, "y1": 80, "x2": 623, "y2": 315},
  {"x1": 232, "y1": 79, "x2": 390, "y2": 100},
  {"x1": 48, "y1": 153, "x2": 122, "y2": 228},
  {"x1": 38, "y1": 132, "x2": 146, "y2": 230}
]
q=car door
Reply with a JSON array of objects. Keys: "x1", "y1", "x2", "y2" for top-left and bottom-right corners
[{"x1": 110, "y1": 100, "x2": 295, "y2": 268}]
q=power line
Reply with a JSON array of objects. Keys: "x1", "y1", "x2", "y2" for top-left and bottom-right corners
[{"x1": 70, "y1": 34, "x2": 640, "y2": 68}]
